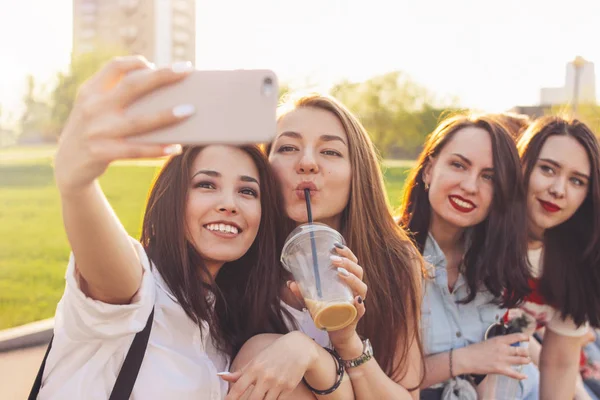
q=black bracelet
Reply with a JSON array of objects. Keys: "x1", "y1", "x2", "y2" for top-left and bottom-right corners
[{"x1": 302, "y1": 347, "x2": 345, "y2": 395}]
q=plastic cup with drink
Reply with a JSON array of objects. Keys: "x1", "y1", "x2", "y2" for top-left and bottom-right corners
[{"x1": 280, "y1": 189, "x2": 357, "y2": 331}]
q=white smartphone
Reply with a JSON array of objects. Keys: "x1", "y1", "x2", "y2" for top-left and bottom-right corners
[{"x1": 127, "y1": 69, "x2": 279, "y2": 144}]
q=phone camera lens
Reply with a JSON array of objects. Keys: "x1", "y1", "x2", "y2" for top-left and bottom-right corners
[{"x1": 262, "y1": 77, "x2": 274, "y2": 97}]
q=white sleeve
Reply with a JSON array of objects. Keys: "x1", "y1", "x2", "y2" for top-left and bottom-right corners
[{"x1": 53, "y1": 238, "x2": 157, "y2": 341}]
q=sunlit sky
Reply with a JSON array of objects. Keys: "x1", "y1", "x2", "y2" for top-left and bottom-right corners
[{"x1": 1, "y1": 0, "x2": 600, "y2": 121}]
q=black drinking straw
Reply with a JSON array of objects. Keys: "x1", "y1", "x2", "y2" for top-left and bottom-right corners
[{"x1": 305, "y1": 189, "x2": 323, "y2": 298}]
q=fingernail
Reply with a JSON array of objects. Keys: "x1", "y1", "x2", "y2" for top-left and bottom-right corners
[
  {"x1": 334, "y1": 242, "x2": 344, "y2": 249},
  {"x1": 172, "y1": 104, "x2": 195, "y2": 118},
  {"x1": 163, "y1": 144, "x2": 182, "y2": 155},
  {"x1": 217, "y1": 371, "x2": 231, "y2": 376},
  {"x1": 171, "y1": 61, "x2": 193, "y2": 73},
  {"x1": 337, "y1": 267, "x2": 349, "y2": 277},
  {"x1": 330, "y1": 255, "x2": 343, "y2": 263},
  {"x1": 357, "y1": 296, "x2": 363, "y2": 304}
]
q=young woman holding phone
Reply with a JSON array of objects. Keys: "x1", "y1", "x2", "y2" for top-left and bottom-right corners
[{"x1": 35, "y1": 57, "x2": 350, "y2": 400}]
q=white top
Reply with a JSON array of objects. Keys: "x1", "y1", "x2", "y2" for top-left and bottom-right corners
[
  {"x1": 520, "y1": 248, "x2": 589, "y2": 337},
  {"x1": 39, "y1": 239, "x2": 229, "y2": 400},
  {"x1": 281, "y1": 301, "x2": 331, "y2": 348}
]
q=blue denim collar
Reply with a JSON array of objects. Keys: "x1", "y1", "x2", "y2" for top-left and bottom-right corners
[{"x1": 423, "y1": 232, "x2": 468, "y2": 293}]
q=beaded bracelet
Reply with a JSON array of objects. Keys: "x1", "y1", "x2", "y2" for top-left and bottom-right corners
[{"x1": 302, "y1": 347, "x2": 345, "y2": 395}]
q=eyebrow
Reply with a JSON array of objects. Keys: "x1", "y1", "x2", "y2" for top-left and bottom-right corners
[
  {"x1": 192, "y1": 169, "x2": 259, "y2": 184},
  {"x1": 452, "y1": 153, "x2": 494, "y2": 172},
  {"x1": 276, "y1": 131, "x2": 347, "y2": 146},
  {"x1": 277, "y1": 131, "x2": 302, "y2": 140},
  {"x1": 240, "y1": 175, "x2": 259, "y2": 184},
  {"x1": 193, "y1": 169, "x2": 220, "y2": 178},
  {"x1": 320, "y1": 134, "x2": 347, "y2": 145},
  {"x1": 539, "y1": 158, "x2": 590, "y2": 180}
]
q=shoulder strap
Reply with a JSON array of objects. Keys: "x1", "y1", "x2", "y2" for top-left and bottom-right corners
[
  {"x1": 109, "y1": 307, "x2": 155, "y2": 400},
  {"x1": 28, "y1": 335, "x2": 53, "y2": 400},
  {"x1": 28, "y1": 307, "x2": 155, "y2": 400}
]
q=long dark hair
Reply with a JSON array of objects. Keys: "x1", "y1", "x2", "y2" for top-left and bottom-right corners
[
  {"x1": 140, "y1": 145, "x2": 291, "y2": 357},
  {"x1": 399, "y1": 113, "x2": 531, "y2": 308},
  {"x1": 518, "y1": 116, "x2": 600, "y2": 327},
  {"x1": 494, "y1": 112, "x2": 531, "y2": 140},
  {"x1": 271, "y1": 93, "x2": 425, "y2": 383}
]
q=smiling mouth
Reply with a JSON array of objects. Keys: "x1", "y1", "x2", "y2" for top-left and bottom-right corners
[
  {"x1": 203, "y1": 223, "x2": 241, "y2": 236},
  {"x1": 448, "y1": 195, "x2": 476, "y2": 213}
]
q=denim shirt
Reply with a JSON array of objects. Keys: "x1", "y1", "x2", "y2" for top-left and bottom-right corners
[
  {"x1": 420, "y1": 234, "x2": 540, "y2": 399},
  {"x1": 421, "y1": 233, "x2": 504, "y2": 356}
]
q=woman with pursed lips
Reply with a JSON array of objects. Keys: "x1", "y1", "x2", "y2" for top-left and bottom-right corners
[{"x1": 223, "y1": 93, "x2": 425, "y2": 400}]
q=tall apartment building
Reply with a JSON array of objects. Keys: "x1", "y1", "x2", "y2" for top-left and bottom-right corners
[{"x1": 72, "y1": 0, "x2": 195, "y2": 66}]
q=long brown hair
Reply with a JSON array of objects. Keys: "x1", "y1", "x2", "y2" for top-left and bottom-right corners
[
  {"x1": 518, "y1": 116, "x2": 600, "y2": 327},
  {"x1": 494, "y1": 112, "x2": 532, "y2": 140},
  {"x1": 140, "y1": 145, "x2": 291, "y2": 357},
  {"x1": 399, "y1": 113, "x2": 531, "y2": 308},
  {"x1": 270, "y1": 93, "x2": 425, "y2": 381}
]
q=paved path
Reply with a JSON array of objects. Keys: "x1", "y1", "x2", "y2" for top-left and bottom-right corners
[{"x1": 0, "y1": 345, "x2": 47, "y2": 400}]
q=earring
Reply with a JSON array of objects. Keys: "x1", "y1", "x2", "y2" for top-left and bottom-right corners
[{"x1": 424, "y1": 182, "x2": 430, "y2": 191}]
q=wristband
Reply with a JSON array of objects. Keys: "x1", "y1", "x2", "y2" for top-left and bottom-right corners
[{"x1": 302, "y1": 347, "x2": 345, "y2": 395}]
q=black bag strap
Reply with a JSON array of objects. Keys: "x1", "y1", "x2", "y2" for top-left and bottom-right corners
[
  {"x1": 28, "y1": 335, "x2": 53, "y2": 400},
  {"x1": 108, "y1": 307, "x2": 155, "y2": 400},
  {"x1": 28, "y1": 307, "x2": 155, "y2": 400}
]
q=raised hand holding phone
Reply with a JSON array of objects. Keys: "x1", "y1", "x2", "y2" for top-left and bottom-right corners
[
  {"x1": 126, "y1": 69, "x2": 279, "y2": 145},
  {"x1": 54, "y1": 56, "x2": 195, "y2": 196}
]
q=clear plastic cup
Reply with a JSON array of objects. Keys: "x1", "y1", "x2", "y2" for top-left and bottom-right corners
[
  {"x1": 281, "y1": 223, "x2": 357, "y2": 331},
  {"x1": 482, "y1": 325, "x2": 527, "y2": 400},
  {"x1": 482, "y1": 372, "x2": 521, "y2": 400}
]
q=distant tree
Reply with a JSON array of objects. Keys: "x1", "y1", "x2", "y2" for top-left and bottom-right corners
[
  {"x1": 18, "y1": 75, "x2": 53, "y2": 144},
  {"x1": 0, "y1": 103, "x2": 19, "y2": 147},
  {"x1": 574, "y1": 103, "x2": 600, "y2": 135},
  {"x1": 0, "y1": 104, "x2": 9, "y2": 147},
  {"x1": 279, "y1": 82, "x2": 291, "y2": 101},
  {"x1": 49, "y1": 47, "x2": 128, "y2": 137},
  {"x1": 330, "y1": 71, "x2": 457, "y2": 158},
  {"x1": 548, "y1": 103, "x2": 600, "y2": 136}
]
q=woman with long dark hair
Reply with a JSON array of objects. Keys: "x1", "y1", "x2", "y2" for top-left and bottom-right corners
[
  {"x1": 516, "y1": 116, "x2": 600, "y2": 399},
  {"x1": 399, "y1": 113, "x2": 538, "y2": 399},
  {"x1": 36, "y1": 57, "x2": 349, "y2": 399},
  {"x1": 222, "y1": 93, "x2": 425, "y2": 399}
]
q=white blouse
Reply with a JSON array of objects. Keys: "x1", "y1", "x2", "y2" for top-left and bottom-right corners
[
  {"x1": 281, "y1": 301, "x2": 331, "y2": 348},
  {"x1": 39, "y1": 239, "x2": 229, "y2": 400}
]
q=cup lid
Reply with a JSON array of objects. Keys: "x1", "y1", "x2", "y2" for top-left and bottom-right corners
[{"x1": 280, "y1": 223, "x2": 344, "y2": 266}]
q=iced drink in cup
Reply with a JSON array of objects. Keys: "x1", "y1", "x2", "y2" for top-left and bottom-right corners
[{"x1": 281, "y1": 223, "x2": 357, "y2": 331}]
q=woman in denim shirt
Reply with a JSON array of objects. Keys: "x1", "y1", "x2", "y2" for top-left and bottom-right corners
[{"x1": 399, "y1": 114, "x2": 538, "y2": 399}]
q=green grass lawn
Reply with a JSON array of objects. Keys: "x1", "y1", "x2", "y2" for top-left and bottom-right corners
[
  {"x1": 0, "y1": 150, "x2": 410, "y2": 330},
  {"x1": 382, "y1": 164, "x2": 410, "y2": 213},
  {"x1": 0, "y1": 160, "x2": 161, "y2": 329}
]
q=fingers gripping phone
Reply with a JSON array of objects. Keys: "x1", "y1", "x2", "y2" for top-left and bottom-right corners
[{"x1": 127, "y1": 69, "x2": 279, "y2": 144}]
